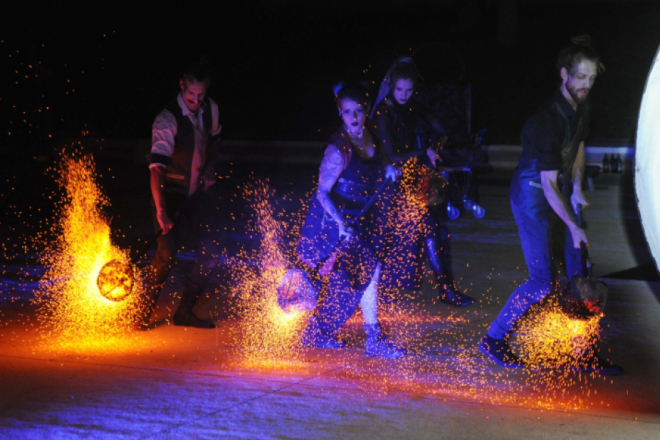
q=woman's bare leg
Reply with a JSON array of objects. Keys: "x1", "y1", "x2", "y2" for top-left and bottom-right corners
[{"x1": 360, "y1": 262, "x2": 381, "y2": 325}]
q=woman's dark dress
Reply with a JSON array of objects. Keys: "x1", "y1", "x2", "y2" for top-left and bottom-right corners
[{"x1": 297, "y1": 124, "x2": 389, "y2": 338}]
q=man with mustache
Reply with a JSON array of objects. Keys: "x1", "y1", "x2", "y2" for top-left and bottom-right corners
[
  {"x1": 479, "y1": 35, "x2": 622, "y2": 375},
  {"x1": 140, "y1": 61, "x2": 223, "y2": 329}
]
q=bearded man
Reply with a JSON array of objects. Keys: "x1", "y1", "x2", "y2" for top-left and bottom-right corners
[{"x1": 479, "y1": 35, "x2": 622, "y2": 375}]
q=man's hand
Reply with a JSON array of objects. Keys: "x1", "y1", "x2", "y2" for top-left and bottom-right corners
[
  {"x1": 150, "y1": 166, "x2": 174, "y2": 234},
  {"x1": 541, "y1": 169, "x2": 590, "y2": 249},
  {"x1": 569, "y1": 224, "x2": 589, "y2": 249},
  {"x1": 385, "y1": 164, "x2": 402, "y2": 182},
  {"x1": 426, "y1": 148, "x2": 440, "y2": 168},
  {"x1": 570, "y1": 197, "x2": 589, "y2": 249},
  {"x1": 157, "y1": 210, "x2": 174, "y2": 234},
  {"x1": 571, "y1": 189, "x2": 589, "y2": 213}
]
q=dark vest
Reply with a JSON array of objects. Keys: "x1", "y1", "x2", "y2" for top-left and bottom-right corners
[
  {"x1": 511, "y1": 96, "x2": 590, "y2": 220},
  {"x1": 162, "y1": 99, "x2": 214, "y2": 192}
]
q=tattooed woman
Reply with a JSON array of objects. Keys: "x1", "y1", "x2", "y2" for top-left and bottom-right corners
[
  {"x1": 298, "y1": 82, "x2": 405, "y2": 358},
  {"x1": 372, "y1": 57, "x2": 474, "y2": 306}
]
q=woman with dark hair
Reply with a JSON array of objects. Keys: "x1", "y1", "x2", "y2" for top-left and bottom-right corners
[
  {"x1": 298, "y1": 82, "x2": 404, "y2": 358},
  {"x1": 372, "y1": 57, "x2": 474, "y2": 307}
]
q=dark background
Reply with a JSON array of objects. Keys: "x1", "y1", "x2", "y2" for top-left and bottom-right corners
[{"x1": 2, "y1": 0, "x2": 660, "y2": 153}]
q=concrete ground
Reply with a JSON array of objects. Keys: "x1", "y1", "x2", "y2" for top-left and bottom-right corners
[{"x1": 1, "y1": 167, "x2": 659, "y2": 439}]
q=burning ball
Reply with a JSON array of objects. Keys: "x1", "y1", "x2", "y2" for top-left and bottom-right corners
[
  {"x1": 560, "y1": 277, "x2": 608, "y2": 320},
  {"x1": 277, "y1": 269, "x2": 318, "y2": 314},
  {"x1": 96, "y1": 260, "x2": 135, "y2": 301}
]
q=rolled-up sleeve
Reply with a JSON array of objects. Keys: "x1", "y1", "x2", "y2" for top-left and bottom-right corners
[{"x1": 149, "y1": 109, "x2": 177, "y2": 168}]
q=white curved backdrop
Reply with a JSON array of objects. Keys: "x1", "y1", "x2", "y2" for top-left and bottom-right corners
[{"x1": 636, "y1": 44, "x2": 660, "y2": 273}]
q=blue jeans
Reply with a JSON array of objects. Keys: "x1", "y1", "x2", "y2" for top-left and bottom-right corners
[{"x1": 487, "y1": 198, "x2": 582, "y2": 340}]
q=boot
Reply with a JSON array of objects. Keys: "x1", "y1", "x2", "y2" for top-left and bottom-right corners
[
  {"x1": 300, "y1": 315, "x2": 345, "y2": 349},
  {"x1": 172, "y1": 279, "x2": 215, "y2": 329},
  {"x1": 478, "y1": 334, "x2": 523, "y2": 368},
  {"x1": 364, "y1": 322, "x2": 405, "y2": 359},
  {"x1": 424, "y1": 238, "x2": 474, "y2": 307}
]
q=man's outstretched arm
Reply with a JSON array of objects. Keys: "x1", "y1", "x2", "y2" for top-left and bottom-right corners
[{"x1": 541, "y1": 169, "x2": 588, "y2": 248}]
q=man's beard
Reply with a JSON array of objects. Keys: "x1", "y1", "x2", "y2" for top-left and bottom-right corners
[{"x1": 567, "y1": 82, "x2": 590, "y2": 105}]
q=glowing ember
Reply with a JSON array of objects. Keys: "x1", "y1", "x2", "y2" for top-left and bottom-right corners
[{"x1": 34, "y1": 151, "x2": 145, "y2": 351}]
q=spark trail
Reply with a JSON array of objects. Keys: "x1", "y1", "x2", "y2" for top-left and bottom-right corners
[{"x1": 34, "y1": 151, "x2": 146, "y2": 352}]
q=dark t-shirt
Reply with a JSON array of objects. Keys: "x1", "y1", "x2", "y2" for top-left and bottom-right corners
[{"x1": 510, "y1": 89, "x2": 591, "y2": 219}]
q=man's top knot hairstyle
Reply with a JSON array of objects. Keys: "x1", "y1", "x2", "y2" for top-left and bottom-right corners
[
  {"x1": 557, "y1": 34, "x2": 605, "y2": 76},
  {"x1": 182, "y1": 55, "x2": 212, "y2": 87},
  {"x1": 388, "y1": 57, "x2": 422, "y2": 86},
  {"x1": 334, "y1": 81, "x2": 371, "y2": 111}
]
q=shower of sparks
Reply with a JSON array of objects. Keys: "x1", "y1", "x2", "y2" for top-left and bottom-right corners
[
  {"x1": 228, "y1": 178, "x2": 309, "y2": 366},
  {"x1": 379, "y1": 160, "x2": 436, "y2": 301},
  {"x1": 516, "y1": 300, "x2": 602, "y2": 367},
  {"x1": 11, "y1": 150, "x2": 614, "y2": 408},
  {"x1": 513, "y1": 297, "x2": 603, "y2": 396},
  {"x1": 33, "y1": 150, "x2": 146, "y2": 352},
  {"x1": 224, "y1": 162, "x2": 617, "y2": 410}
]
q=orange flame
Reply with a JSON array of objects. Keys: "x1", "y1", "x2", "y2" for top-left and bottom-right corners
[{"x1": 34, "y1": 151, "x2": 146, "y2": 352}]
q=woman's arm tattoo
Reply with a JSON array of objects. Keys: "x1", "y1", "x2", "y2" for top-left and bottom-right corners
[{"x1": 316, "y1": 145, "x2": 345, "y2": 225}]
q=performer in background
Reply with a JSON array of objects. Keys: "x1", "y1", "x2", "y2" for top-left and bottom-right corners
[
  {"x1": 479, "y1": 36, "x2": 622, "y2": 375},
  {"x1": 372, "y1": 58, "x2": 474, "y2": 307},
  {"x1": 140, "y1": 61, "x2": 223, "y2": 329},
  {"x1": 298, "y1": 82, "x2": 404, "y2": 358}
]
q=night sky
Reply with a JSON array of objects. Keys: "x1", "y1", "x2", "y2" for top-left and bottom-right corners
[{"x1": 2, "y1": 0, "x2": 660, "y2": 151}]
